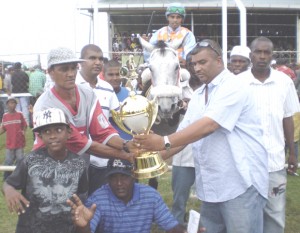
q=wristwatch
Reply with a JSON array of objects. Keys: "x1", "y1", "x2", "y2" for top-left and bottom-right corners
[{"x1": 164, "y1": 136, "x2": 171, "y2": 151}]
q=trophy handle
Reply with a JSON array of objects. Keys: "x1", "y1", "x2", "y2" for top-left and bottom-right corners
[
  {"x1": 111, "y1": 110, "x2": 133, "y2": 135},
  {"x1": 146, "y1": 98, "x2": 158, "y2": 134}
]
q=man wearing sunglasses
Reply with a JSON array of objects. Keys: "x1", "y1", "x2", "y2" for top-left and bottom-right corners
[
  {"x1": 134, "y1": 39, "x2": 269, "y2": 233},
  {"x1": 148, "y1": 2, "x2": 196, "y2": 67}
]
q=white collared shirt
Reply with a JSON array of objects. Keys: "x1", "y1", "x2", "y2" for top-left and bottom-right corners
[
  {"x1": 238, "y1": 68, "x2": 300, "y2": 172},
  {"x1": 180, "y1": 69, "x2": 268, "y2": 202}
]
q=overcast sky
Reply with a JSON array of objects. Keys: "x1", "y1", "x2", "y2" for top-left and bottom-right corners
[{"x1": 0, "y1": 0, "x2": 90, "y2": 68}]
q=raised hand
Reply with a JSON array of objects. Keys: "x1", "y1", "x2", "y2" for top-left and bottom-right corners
[{"x1": 67, "y1": 194, "x2": 96, "y2": 228}]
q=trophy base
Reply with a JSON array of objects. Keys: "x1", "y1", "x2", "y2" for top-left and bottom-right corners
[{"x1": 134, "y1": 151, "x2": 169, "y2": 179}]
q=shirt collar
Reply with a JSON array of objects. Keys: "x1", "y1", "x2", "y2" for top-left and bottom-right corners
[
  {"x1": 167, "y1": 25, "x2": 181, "y2": 33},
  {"x1": 76, "y1": 71, "x2": 101, "y2": 87},
  {"x1": 198, "y1": 69, "x2": 228, "y2": 94},
  {"x1": 247, "y1": 68, "x2": 275, "y2": 84}
]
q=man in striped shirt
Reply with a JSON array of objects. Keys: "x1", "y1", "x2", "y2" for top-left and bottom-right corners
[
  {"x1": 238, "y1": 36, "x2": 300, "y2": 233},
  {"x1": 67, "y1": 158, "x2": 205, "y2": 233}
]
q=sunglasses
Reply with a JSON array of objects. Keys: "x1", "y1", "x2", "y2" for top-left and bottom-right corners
[
  {"x1": 168, "y1": 6, "x2": 185, "y2": 15},
  {"x1": 196, "y1": 41, "x2": 221, "y2": 56}
]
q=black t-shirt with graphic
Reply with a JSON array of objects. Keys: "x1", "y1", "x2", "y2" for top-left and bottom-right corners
[{"x1": 6, "y1": 148, "x2": 88, "y2": 233}]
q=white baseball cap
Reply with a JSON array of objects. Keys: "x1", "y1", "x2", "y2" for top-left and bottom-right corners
[
  {"x1": 33, "y1": 108, "x2": 69, "y2": 132},
  {"x1": 230, "y1": 45, "x2": 251, "y2": 60},
  {"x1": 47, "y1": 47, "x2": 85, "y2": 68},
  {"x1": 6, "y1": 96, "x2": 18, "y2": 104}
]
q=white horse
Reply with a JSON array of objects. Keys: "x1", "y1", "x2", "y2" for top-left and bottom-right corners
[{"x1": 139, "y1": 36, "x2": 190, "y2": 119}]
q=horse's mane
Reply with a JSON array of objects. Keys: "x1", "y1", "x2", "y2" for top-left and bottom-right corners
[{"x1": 156, "y1": 40, "x2": 167, "y2": 55}]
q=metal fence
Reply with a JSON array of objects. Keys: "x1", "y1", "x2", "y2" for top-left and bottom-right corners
[{"x1": 1, "y1": 49, "x2": 299, "y2": 72}]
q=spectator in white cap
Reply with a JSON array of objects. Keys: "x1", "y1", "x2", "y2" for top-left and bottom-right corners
[
  {"x1": 0, "y1": 96, "x2": 27, "y2": 180},
  {"x1": 229, "y1": 45, "x2": 251, "y2": 75},
  {"x1": 33, "y1": 47, "x2": 136, "y2": 178}
]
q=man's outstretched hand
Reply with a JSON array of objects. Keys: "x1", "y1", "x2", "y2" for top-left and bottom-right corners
[{"x1": 67, "y1": 194, "x2": 96, "y2": 228}]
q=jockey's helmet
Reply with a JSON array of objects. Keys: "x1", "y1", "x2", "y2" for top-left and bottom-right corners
[{"x1": 165, "y1": 3, "x2": 186, "y2": 19}]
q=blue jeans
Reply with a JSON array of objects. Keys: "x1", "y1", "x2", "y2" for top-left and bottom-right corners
[
  {"x1": 200, "y1": 185, "x2": 266, "y2": 233},
  {"x1": 15, "y1": 96, "x2": 30, "y2": 124},
  {"x1": 263, "y1": 169, "x2": 286, "y2": 233},
  {"x1": 171, "y1": 166, "x2": 195, "y2": 224},
  {"x1": 3, "y1": 148, "x2": 24, "y2": 180}
]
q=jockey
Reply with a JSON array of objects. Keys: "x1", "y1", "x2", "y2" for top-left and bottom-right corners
[{"x1": 147, "y1": 2, "x2": 196, "y2": 67}]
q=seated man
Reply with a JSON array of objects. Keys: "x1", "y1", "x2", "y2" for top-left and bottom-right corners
[{"x1": 67, "y1": 158, "x2": 206, "y2": 233}]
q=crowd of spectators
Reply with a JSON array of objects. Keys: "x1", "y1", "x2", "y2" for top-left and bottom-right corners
[
  {"x1": 111, "y1": 32, "x2": 298, "y2": 65},
  {"x1": 111, "y1": 32, "x2": 152, "y2": 61},
  {"x1": 0, "y1": 63, "x2": 47, "y2": 124}
]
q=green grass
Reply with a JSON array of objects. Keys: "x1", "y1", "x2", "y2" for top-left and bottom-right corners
[{"x1": 0, "y1": 132, "x2": 300, "y2": 233}]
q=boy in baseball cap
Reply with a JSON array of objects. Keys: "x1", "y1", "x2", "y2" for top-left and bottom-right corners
[
  {"x1": 3, "y1": 108, "x2": 88, "y2": 233},
  {"x1": 0, "y1": 96, "x2": 27, "y2": 180}
]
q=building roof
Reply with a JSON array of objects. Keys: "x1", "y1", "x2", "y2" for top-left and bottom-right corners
[
  {"x1": 85, "y1": 0, "x2": 300, "y2": 11},
  {"x1": 76, "y1": 0, "x2": 300, "y2": 50}
]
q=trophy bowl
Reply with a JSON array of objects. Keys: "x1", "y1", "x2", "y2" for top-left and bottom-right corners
[{"x1": 111, "y1": 92, "x2": 168, "y2": 179}]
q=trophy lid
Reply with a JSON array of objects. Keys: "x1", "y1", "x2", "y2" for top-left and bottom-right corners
[
  {"x1": 121, "y1": 92, "x2": 155, "y2": 115},
  {"x1": 112, "y1": 91, "x2": 158, "y2": 135}
]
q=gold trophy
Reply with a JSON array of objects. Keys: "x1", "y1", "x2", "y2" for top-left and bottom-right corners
[{"x1": 111, "y1": 92, "x2": 168, "y2": 179}]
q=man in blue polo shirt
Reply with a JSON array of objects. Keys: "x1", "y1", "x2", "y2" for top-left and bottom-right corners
[{"x1": 67, "y1": 158, "x2": 206, "y2": 233}]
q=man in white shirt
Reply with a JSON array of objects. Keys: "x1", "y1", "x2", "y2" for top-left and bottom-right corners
[
  {"x1": 238, "y1": 36, "x2": 300, "y2": 233},
  {"x1": 76, "y1": 44, "x2": 120, "y2": 195},
  {"x1": 134, "y1": 39, "x2": 269, "y2": 233}
]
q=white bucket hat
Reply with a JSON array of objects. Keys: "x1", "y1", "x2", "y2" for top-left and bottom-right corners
[
  {"x1": 230, "y1": 45, "x2": 251, "y2": 60},
  {"x1": 33, "y1": 108, "x2": 69, "y2": 132},
  {"x1": 47, "y1": 47, "x2": 85, "y2": 68}
]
